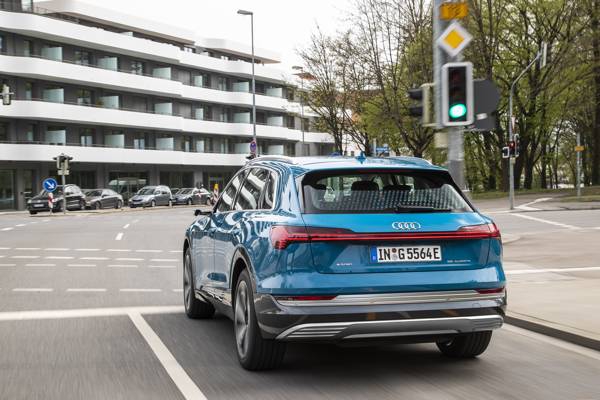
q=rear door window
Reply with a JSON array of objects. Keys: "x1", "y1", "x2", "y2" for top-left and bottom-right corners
[
  {"x1": 260, "y1": 171, "x2": 276, "y2": 209},
  {"x1": 302, "y1": 169, "x2": 472, "y2": 214},
  {"x1": 217, "y1": 170, "x2": 247, "y2": 212},
  {"x1": 235, "y1": 168, "x2": 270, "y2": 210}
]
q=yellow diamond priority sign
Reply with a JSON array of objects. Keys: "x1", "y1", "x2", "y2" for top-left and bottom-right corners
[{"x1": 437, "y1": 21, "x2": 472, "y2": 57}]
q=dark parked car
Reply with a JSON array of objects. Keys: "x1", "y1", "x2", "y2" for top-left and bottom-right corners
[
  {"x1": 27, "y1": 184, "x2": 86, "y2": 215},
  {"x1": 173, "y1": 187, "x2": 212, "y2": 205},
  {"x1": 84, "y1": 189, "x2": 124, "y2": 210},
  {"x1": 129, "y1": 185, "x2": 172, "y2": 208}
]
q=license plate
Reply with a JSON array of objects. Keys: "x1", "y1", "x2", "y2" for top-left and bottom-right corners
[
  {"x1": 33, "y1": 204, "x2": 45, "y2": 208},
  {"x1": 371, "y1": 246, "x2": 442, "y2": 263}
]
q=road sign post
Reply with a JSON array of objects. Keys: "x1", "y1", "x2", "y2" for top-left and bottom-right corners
[{"x1": 52, "y1": 154, "x2": 73, "y2": 214}]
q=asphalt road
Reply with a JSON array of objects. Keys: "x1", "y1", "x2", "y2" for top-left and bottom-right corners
[{"x1": 1, "y1": 206, "x2": 599, "y2": 400}]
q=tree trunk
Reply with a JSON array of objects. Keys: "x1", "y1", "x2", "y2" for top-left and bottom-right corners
[
  {"x1": 592, "y1": 0, "x2": 600, "y2": 184},
  {"x1": 540, "y1": 147, "x2": 548, "y2": 189}
]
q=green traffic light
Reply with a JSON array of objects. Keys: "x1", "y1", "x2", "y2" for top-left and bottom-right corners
[{"x1": 449, "y1": 103, "x2": 467, "y2": 119}]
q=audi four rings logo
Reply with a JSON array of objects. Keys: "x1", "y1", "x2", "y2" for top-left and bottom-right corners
[{"x1": 391, "y1": 222, "x2": 421, "y2": 230}]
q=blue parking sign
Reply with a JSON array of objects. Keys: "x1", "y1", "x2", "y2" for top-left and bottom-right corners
[{"x1": 43, "y1": 178, "x2": 58, "y2": 192}]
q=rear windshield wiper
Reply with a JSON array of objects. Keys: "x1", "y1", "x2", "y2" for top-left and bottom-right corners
[{"x1": 390, "y1": 205, "x2": 452, "y2": 213}]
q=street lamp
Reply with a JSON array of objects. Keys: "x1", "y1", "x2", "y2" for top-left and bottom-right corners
[
  {"x1": 237, "y1": 9, "x2": 257, "y2": 157},
  {"x1": 292, "y1": 65, "x2": 306, "y2": 155}
]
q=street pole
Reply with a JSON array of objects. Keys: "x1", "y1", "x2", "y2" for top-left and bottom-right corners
[
  {"x1": 508, "y1": 52, "x2": 541, "y2": 210},
  {"x1": 61, "y1": 170, "x2": 66, "y2": 215},
  {"x1": 292, "y1": 66, "x2": 306, "y2": 156},
  {"x1": 237, "y1": 10, "x2": 257, "y2": 156},
  {"x1": 576, "y1": 132, "x2": 582, "y2": 198}
]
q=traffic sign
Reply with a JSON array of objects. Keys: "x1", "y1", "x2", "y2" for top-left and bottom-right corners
[
  {"x1": 43, "y1": 178, "x2": 58, "y2": 192},
  {"x1": 437, "y1": 22, "x2": 472, "y2": 57},
  {"x1": 575, "y1": 145, "x2": 585, "y2": 152},
  {"x1": 440, "y1": 2, "x2": 468, "y2": 20},
  {"x1": 249, "y1": 140, "x2": 257, "y2": 154}
]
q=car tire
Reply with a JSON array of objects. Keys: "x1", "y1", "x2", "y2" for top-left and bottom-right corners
[
  {"x1": 234, "y1": 269, "x2": 286, "y2": 370},
  {"x1": 436, "y1": 331, "x2": 492, "y2": 358},
  {"x1": 29, "y1": 210, "x2": 37, "y2": 215},
  {"x1": 150, "y1": 200, "x2": 156, "y2": 208},
  {"x1": 94, "y1": 202, "x2": 101, "y2": 210},
  {"x1": 116, "y1": 200, "x2": 122, "y2": 209},
  {"x1": 183, "y1": 249, "x2": 215, "y2": 319},
  {"x1": 52, "y1": 202, "x2": 63, "y2": 213},
  {"x1": 168, "y1": 199, "x2": 173, "y2": 207},
  {"x1": 79, "y1": 200, "x2": 85, "y2": 210},
  {"x1": 187, "y1": 199, "x2": 192, "y2": 206}
]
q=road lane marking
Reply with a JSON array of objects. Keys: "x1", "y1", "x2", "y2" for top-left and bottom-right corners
[
  {"x1": 80, "y1": 257, "x2": 109, "y2": 260},
  {"x1": 512, "y1": 213, "x2": 579, "y2": 229},
  {"x1": 108, "y1": 264, "x2": 138, "y2": 268},
  {"x1": 10, "y1": 255, "x2": 40, "y2": 259},
  {"x1": 66, "y1": 288, "x2": 107, "y2": 292},
  {"x1": 0, "y1": 263, "x2": 16, "y2": 267},
  {"x1": 169, "y1": 250, "x2": 180, "y2": 253},
  {"x1": 506, "y1": 266, "x2": 600, "y2": 275},
  {"x1": 116, "y1": 257, "x2": 143, "y2": 261},
  {"x1": 123, "y1": 223, "x2": 130, "y2": 229},
  {"x1": 150, "y1": 259, "x2": 178, "y2": 262},
  {"x1": 0, "y1": 305, "x2": 183, "y2": 321},
  {"x1": 13, "y1": 288, "x2": 53, "y2": 292},
  {"x1": 115, "y1": 232, "x2": 124, "y2": 241},
  {"x1": 149, "y1": 265, "x2": 176, "y2": 269},
  {"x1": 15, "y1": 224, "x2": 26, "y2": 227},
  {"x1": 504, "y1": 324, "x2": 600, "y2": 362},
  {"x1": 67, "y1": 264, "x2": 96, "y2": 267},
  {"x1": 107, "y1": 249, "x2": 131, "y2": 252},
  {"x1": 128, "y1": 312, "x2": 207, "y2": 400},
  {"x1": 45, "y1": 248, "x2": 70, "y2": 251},
  {"x1": 120, "y1": 288, "x2": 161, "y2": 292},
  {"x1": 15, "y1": 247, "x2": 39, "y2": 250},
  {"x1": 135, "y1": 249, "x2": 162, "y2": 253},
  {"x1": 75, "y1": 248, "x2": 100, "y2": 252},
  {"x1": 172, "y1": 288, "x2": 183, "y2": 293},
  {"x1": 25, "y1": 263, "x2": 55, "y2": 267},
  {"x1": 1, "y1": 227, "x2": 14, "y2": 231},
  {"x1": 0, "y1": 247, "x2": 10, "y2": 250},
  {"x1": 45, "y1": 256, "x2": 74, "y2": 260}
]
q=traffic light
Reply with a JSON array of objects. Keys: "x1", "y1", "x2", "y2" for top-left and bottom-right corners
[
  {"x1": 441, "y1": 62, "x2": 473, "y2": 126},
  {"x1": 406, "y1": 83, "x2": 434, "y2": 125},
  {"x1": 514, "y1": 134, "x2": 520, "y2": 157}
]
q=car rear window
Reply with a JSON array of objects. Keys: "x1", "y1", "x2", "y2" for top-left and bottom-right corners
[{"x1": 301, "y1": 169, "x2": 473, "y2": 214}]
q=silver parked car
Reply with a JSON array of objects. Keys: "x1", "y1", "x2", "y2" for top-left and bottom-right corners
[{"x1": 128, "y1": 185, "x2": 172, "y2": 208}]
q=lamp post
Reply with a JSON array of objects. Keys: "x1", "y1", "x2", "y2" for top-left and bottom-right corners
[
  {"x1": 237, "y1": 9, "x2": 257, "y2": 157},
  {"x1": 292, "y1": 65, "x2": 306, "y2": 155}
]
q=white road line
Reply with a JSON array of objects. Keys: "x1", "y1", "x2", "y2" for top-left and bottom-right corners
[
  {"x1": 172, "y1": 288, "x2": 183, "y2": 293},
  {"x1": 107, "y1": 249, "x2": 131, "y2": 252},
  {"x1": 120, "y1": 288, "x2": 161, "y2": 292},
  {"x1": 169, "y1": 250, "x2": 180, "y2": 253},
  {"x1": 80, "y1": 257, "x2": 109, "y2": 260},
  {"x1": 512, "y1": 212, "x2": 579, "y2": 229},
  {"x1": 115, "y1": 232, "x2": 124, "y2": 241},
  {"x1": 66, "y1": 288, "x2": 107, "y2": 292},
  {"x1": 150, "y1": 259, "x2": 178, "y2": 262},
  {"x1": 10, "y1": 255, "x2": 40, "y2": 259},
  {"x1": 15, "y1": 247, "x2": 39, "y2": 250},
  {"x1": 135, "y1": 249, "x2": 162, "y2": 253},
  {"x1": 15, "y1": 224, "x2": 26, "y2": 227},
  {"x1": 515, "y1": 197, "x2": 553, "y2": 211},
  {"x1": 45, "y1": 256, "x2": 74, "y2": 260},
  {"x1": 67, "y1": 264, "x2": 96, "y2": 268},
  {"x1": 132, "y1": 219, "x2": 139, "y2": 223},
  {"x1": 123, "y1": 223, "x2": 130, "y2": 229},
  {"x1": 506, "y1": 266, "x2": 600, "y2": 275},
  {"x1": 75, "y1": 248, "x2": 100, "y2": 252},
  {"x1": 116, "y1": 257, "x2": 143, "y2": 261},
  {"x1": 1, "y1": 227, "x2": 14, "y2": 231},
  {"x1": 504, "y1": 324, "x2": 600, "y2": 362},
  {"x1": 128, "y1": 312, "x2": 207, "y2": 400},
  {"x1": 0, "y1": 255, "x2": 4, "y2": 258},
  {"x1": 25, "y1": 263, "x2": 56, "y2": 267},
  {"x1": 108, "y1": 264, "x2": 138, "y2": 268},
  {"x1": 149, "y1": 265, "x2": 176, "y2": 269},
  {"x1": 45, "y1": 248, "x2": 70, "y2": 251},
  {"x1": 0, "y1": 247, "x2": 10, "y2": 250},
  {"x1": 13, "y1": 288, "x2": 53, "y2": 292},
  {"x1": 0, "y1": 305, "x2": 183, "y2": 322},
  {"x1": 0, "y1": 263, "x2": 16, "y2": 267},
  {"x1": 42, "y1": 219, "x2": 50, "y2": 222}
]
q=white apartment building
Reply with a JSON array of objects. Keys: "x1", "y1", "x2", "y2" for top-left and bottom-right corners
[{"x1": 0, "y1": 0, "x2": 333, "y2": 210}]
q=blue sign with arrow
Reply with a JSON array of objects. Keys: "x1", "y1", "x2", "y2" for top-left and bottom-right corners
[{"x1": 42, "y1": 177, "x2": 58, "y2": 192}]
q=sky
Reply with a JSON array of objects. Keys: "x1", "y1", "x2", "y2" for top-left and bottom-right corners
[{"x1": 76, "y1": 0, "x2": 354, "y2": 71}]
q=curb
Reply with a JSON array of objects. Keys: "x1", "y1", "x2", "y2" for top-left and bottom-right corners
[{"x1": 505, "y1": 314, "x2": 600, "y2": 352}]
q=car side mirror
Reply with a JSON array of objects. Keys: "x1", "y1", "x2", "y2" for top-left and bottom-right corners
[{"x1": 194, "y1": 209, "x2": 211, "y2": 217}]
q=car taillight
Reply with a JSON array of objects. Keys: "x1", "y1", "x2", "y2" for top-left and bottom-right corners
[
  {"x1": 269, "y1": 226, "x2": 352, "y2": 249},
  {"x1": 457, "y1": 223, "x2": 500, "y2": 239},
  {"x1": 476, "y1": 287, "x2": 505, "y2": 294}
]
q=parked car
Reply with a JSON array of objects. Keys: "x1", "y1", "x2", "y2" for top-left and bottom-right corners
[
  {"x1": 128, "y1": 185, "x2": 172, "y2": 208},
  {"x1": 182, "y1": 156, "x2": 506, "y2": 370},
  {"x1": 27, "y1": 184, "x2": 86, "y2": 214},
  {"x1": 172, "y1": 187, "x2": 212, "y2": 206},
  {"x1": 84, "y1": 189, "x2": 123, "y2": 210}
]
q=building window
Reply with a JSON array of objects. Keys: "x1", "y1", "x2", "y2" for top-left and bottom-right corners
[
  {"x1": 24, "y1": 82, "x2": 32, "y2": 100},
  {"x1": 41, "y1": 45, "x2": 62, "y2": 61},
  {"x1": 25, "y1": 124, "x2": 35, "y2": 142},
  {"x1": 0, "y1": 35, "x2": 5, "y2": 54},
  {"x1": 42, "y1": 86, "x2": 64, "y2": 103},
  {"x1": 45, "y1": 126, "x2": 66, "y2": 145},
  {"x1": 133, "y1": 133, "x2": 145, "y2": 149},
  {"x1": 0, "y1": 169, "x2": 15, "y2": 210},
  {"x1": 0, "y1": 123, "x2": 7, "y2": 142},
  {"x1": 74, "y1": 50, "x2": 91, "y2": 66},
  {"x1": 216, "y1": 77, "x2": 227, "y2": 91},
  {"x1": 79, "y1": 128, "x2": 93, "y2": 146},
  {"x1": 76, "y1": 89, "x2": 92, "y2": 106},
  {"x1": 181, "y1": 135, "x2": 192, "y2": 152},
  {"x1": 196, "y1": 138, "x2": 205, "y2": 153},
  {"x1": 105, "y1": 130, "x2": 125, "y2": 148},
  {"x1": 130, "y1": 60, "x2": 144, "y2": 75},
  {"x1": 23, "y1": 40, "x2": 33, "y2": 57},
  {"x1": 97, "y1": 55, "x2": 118, "y2": 71}
]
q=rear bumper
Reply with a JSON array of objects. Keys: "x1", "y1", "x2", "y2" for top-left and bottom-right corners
[{"x1": 254, "y1": 289, "x2": 506, "y2": 341}]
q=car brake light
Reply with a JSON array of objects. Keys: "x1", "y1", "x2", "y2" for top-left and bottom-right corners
[
  {"x1": 476, "y1": 287, "x2": 505, "y2": 294},
  {"x1": 269, "y1": 226, "x2": 352, "y2": 249},
  {"x1": 457, "y1": 223, "x2": 500, "y2": 238}
]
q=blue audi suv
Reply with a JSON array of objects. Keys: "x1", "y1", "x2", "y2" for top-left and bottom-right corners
[{"x1": 182, "y1": 156, "x2": 506, "y2": 370}]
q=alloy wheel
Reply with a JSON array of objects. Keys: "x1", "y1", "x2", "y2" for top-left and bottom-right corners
[
  {"x1": 234, "y1": 280, "x2": 250, "y2": 358},
  {"x1": 183, "y1": 254, "x2": 192, "y2": 311}
]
